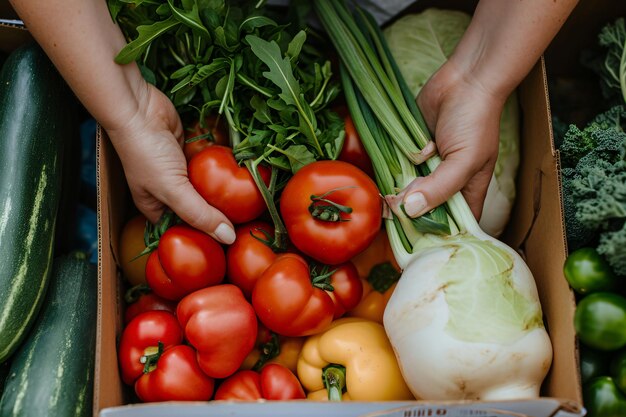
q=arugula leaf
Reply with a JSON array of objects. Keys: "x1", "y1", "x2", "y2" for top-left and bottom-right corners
[
  {"x1": 171, "y1": 64, "x2": 196, "y2": 80},
  {"x1": 286, "y1": 30, "x2": 306, "y2": 61},
  {"x1": 167, "y1": 0, "x2": 210, "y2": 37},
  {"x1": 240, "y1": 15, "x2": 277, "y2": 33},
  {"x1": 115, "y1": 16, "x2": 180, "y2": 64},
  {"x1": 278, "y1": 144, "x2": 317, "y2": 173},
  {"x1": 189, "y1": 60, "x2": 228, "y2": 85},
  {"x1": 251, "y1": 95, "x2": 273, "y2": 123}
]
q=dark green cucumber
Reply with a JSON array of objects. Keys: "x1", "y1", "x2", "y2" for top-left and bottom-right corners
[
  {"x1": 0, "y1": 253, "x2": 97, "y2": 417},
  {"x1": 0, "y1": 43, "x2": 74, "y2": 361}
]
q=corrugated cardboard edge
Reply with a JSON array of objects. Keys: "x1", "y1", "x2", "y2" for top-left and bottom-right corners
[
  {"x1": 501, "y1": 58, "x2": 580, "y2": 404},
  {"x1": 0, "y1": 21, "x2": 30, "y2": 54}
]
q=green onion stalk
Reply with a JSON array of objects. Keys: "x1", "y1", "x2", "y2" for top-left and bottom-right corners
[{"x1": 314, "y1": 0, "x2": 553, "y2": 401}]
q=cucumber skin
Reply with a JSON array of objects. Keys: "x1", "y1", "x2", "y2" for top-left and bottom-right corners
[
  {"x1": 0, "y1": 253, "x2": 97, "y2": 417},
  {"x1": 0, "y1": 42, "x2": 73, "y2": 362}
]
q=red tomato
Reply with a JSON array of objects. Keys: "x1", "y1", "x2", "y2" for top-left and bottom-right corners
[
  {"x1": 134, "y1": 345, "x2": 214, "y2": 402},
  {"x1": 252, "y1": 254, "x2": 334, "y2": 337},
  {"x1": 326, "y1": 261, "x2": 363, "y2": 319},
  {"x1": 183, "y1": 114, "x2": 230, "y2": 161},
  {"x1": 118, "y1": 311, "x2": 183, "y2": 385},
  {"x1": 226, "y1": 221, "x2": 277, "y2": 298},
  {"x1": 214, "y1": 364, "x2": 305, "y2": 400},
  {"x1": 338, "y1": 114, "x2": 375, "y2": 178},
  {"x1": 177, "y1": 284, "x2": 258, "y2": 379},
  {"x1": 146, "y1": 225, "x2": 226, "y2": 300},
  {"x1": 188, "y1": 146, "x2": 271, "y2": 224},
  {"x1": 280, "y1": 160, "x2": 382, "y2": 265},
  {"x1": 124, "y1": 291, "x2": 177, "y2": 324}
]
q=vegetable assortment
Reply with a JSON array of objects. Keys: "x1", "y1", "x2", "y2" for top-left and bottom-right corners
[
  {"x1": 555, "y1": 16, "x2": 626, "y2": 417},
  {"x1": 107, "y1": 0, "x2": 558, "y2": 406}
]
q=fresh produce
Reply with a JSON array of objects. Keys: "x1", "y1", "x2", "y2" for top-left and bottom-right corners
[
  {"x1": 188, "y1": 146, "x2": 271, "y2": 224},
  {"x1": 119, "y1": 214, "x2": 149, "y2": 286},
  {"x1": 183, "y1": 115, "x2": 229, "y2": 161},
  {"x1": 383, "y1": 9, "x2": 521, "y2": 238},
  {"x1": 297, "y1": 318, "x2": 413, "y2": 401},
  {"x1": 611, "y1": 349, "x2": 626, "y2": 394},
  {"x1": 594, "y1": 18, "x2": 626, "y2": 104},
  {"x1": 575, "y1": 292, "x2": 626, "y2": 351},
  {"x1": 280, "y1": 160, "x2": 382, "y2": 265},
  {"x1": 176, "y1": 284, "x2": 257, "y2": 378},
  {"x1": 560, "y1": 106, "x2": 626, "y2": 267},
  {"x1": 0, "y1": 43, "x2": 73, "y2": 362},
  {"x1": 118, "y1": 311, "x2": 184, "y2": 386},
  {"x1": 564, "y1": 248, "x2": 618, "y2": 294},
  {"x1": 347, "y1": 262, "x2": 400, "y2": 324},
  {"x1": 124, "y1": 286, "x2": 177, "y2": 324},
  {"x1": 316, "y1": 0, "x2": 551, "y2": 400},
  {"x1": 582, "y1": 346, "x2": 611, "y2": 384},
  {"x1": 337, "y1": 113, "x2": 375, "y2": 178},
  {"x1": 252, "y1": 253, "x2": 335, "y2": 337},
  {"x1": 214, "y1": 363, "x2": 305, "y2": 400},
  {"x1": 584, "y1": 377, "x2": 626, "y2": 417},
  {"x1": 324, "y1": 261, "x2": 362, "y2": 319},
  {"x1": 0, "y1": 253, "x2": 96, "y2": 417},
  {"x1": 241, "y1": 324, "x2": 303, "y2": 373},
  {"x1": 145, "y1": 224, "x2": 226, "y2": 300},
  {"x1": 226, "y1": 221, "x2": 277, "y2": 298},
  {"x1": 134, "y1": 345, "x2": 214, "y2": 402}
]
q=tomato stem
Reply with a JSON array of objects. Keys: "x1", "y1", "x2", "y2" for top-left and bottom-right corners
[
  {"x1": 244, "y1": 159, "x2": 289, "y2": 250},
  {"x1": 310, "y1": 264, "x2": 336, "y2": 291},
  {"x1": 140, "y1": 341, "x2": 164, "y2": 374},
  {"x1": 322, "y1": 364, "x2": 346, "y2": 401},
  {"x1": 124, "y1": 284, "x2": 152, "y2": 304},
  {"x1": 252, "y1": 332, "x2": 281, "y2": 371},
  {"x1": 309, "y1": 186, "x2": 355, "y2": 222}
]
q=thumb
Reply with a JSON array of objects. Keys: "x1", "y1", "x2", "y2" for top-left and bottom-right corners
[
  {"x1": 162, "y1": 181, "x2": 236, "y2": 244},
  {"x1": 397, "y1": 155, "x2": 494, "y2": 221}
]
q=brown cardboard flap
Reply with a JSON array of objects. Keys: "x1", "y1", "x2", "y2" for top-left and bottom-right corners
[
  {"x1": 95, "y1": 127, "x2": 127, "y2": 414},
  {"x1": 0, "y1": 23, "x2": 30, "y2": 54},
  {"x1": 502, "y1": 59, "x2": 579, "y2": 404}
]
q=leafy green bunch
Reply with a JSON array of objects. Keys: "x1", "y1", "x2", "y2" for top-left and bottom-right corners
[
  {"x1": 108, "y1": 0, "x2": 343, "y2": 174},
  {"x1": 560, "y1": 106, "x2": 626, "y2": 275}
]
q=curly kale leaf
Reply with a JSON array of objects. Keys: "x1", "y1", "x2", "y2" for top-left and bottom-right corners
[
  {"x1": 598, "y1": 223, "x2": 626, "y2": 277},
  {"x1": 562, "y1": 167, "x2": 595, "y2": 250},
  {"x1": 597, "y1": 17, "x2": 626, "y2": 104}
]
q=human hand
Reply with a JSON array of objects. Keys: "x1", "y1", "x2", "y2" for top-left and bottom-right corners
[
  {"x1": 395, "y1": 60, "x2": 505, "y2": 221},
  {"x1": 106, "y1": 82, "x2": 236, "y2": 244}
]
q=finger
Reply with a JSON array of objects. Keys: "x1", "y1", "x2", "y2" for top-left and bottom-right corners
[
  {"x1": 460, "y1": 163, "x2": 495, "y2": 220},
  {"x1": 398, "y1": 154, "x2": 493, "y2": 220},
  {"x1": 128, "y1": 187, "x2": 166, "y2": 225},
  {"x1": 161, "y1": 181, "x2": 236, "y2": 245}
]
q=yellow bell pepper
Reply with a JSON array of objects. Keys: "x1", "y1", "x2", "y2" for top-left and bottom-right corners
[
  {"x1": 348, "y1": 230, "x2": 401, "y2": 323},
  {"x1": 297, "y1": 317, "x2": 414, "y2": 401}
]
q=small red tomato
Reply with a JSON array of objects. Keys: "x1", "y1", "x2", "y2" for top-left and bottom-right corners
[
  {"x1": 124, "y1": 289, "x2": 177, "y2": 324},
  {"x1": 338, "y1": 114, "x2": 375, "y2": 178},
  {"x1": 134, "y1": 345, "x2": 215, "y2": 402},
  {"x1": 252, "y1": 254, "x2": 334, "y2": 337},
  {"x1": 146, "y1": 225, "x2": 226, "y2": 300},
  {"x1": 226, "y1": 221, "x2": 277, "y2": 298},
  {"x1": 183, "y1": 114, "x2": 230, "y2": 161},
  {"x1": 188, "y1": 146, "x2": 271, "y2": 224},
  {"x1": 118, "y1": 311, "x2": 183, "y2": 386},
  {"x1": 326, "y1": 261, "x2": 363, "y2": 319},
  {"x1": 280, "y1": 160, "x2": 382, "y2": 265},
  {"x1": 214, "y1": 363, "x2": 305, "y2": 400}
]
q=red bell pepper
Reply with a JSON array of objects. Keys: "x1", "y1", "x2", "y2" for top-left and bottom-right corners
[{"x1": 177, "y1": 284, "x2": 258, "y2": 378}]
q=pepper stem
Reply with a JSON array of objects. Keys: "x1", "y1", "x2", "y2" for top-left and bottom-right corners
[
  {"x1": 322, "y1": 364, "x2": 346, "y2": 401},
  {"x1": 140, "y1": 341, "x2": 164, "y2": 374}
]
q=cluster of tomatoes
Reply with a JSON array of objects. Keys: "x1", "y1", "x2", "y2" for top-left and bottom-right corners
[{"x1": 117, "y1": 114, "x2": 396, "y2": 402}]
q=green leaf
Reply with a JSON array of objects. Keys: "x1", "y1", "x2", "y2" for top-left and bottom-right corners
[
  {"x1": 115, "y1": 17, "x2": 180, "y2": 64},
  {"x1": 251, "y1": 95, "x2": 272, "y2": 124},
  {"x1": 107, "y1": 0, "x2": 123, "y2": 21},
  {"x1": 240, "y1": 15, "x2": 278, "y2": 33},
  {"x1": 156, "y1": 3, "x2": 170, "y2": 16},
  {"x1": 170, "y1": 64, "x2": 195, "y2": 80},
  {"x1": 246, "y1": 35, "x2": 300, "y2": 108},
  {"x1": 170, "y1": 73, "x2": 193, "y2": 93},
  {"x1": 283, "y1": 145, "x2": 317, "y2": 173},
  {"x1": 248, "y1": 129, "x2": 272, "y2": 146},
  {"x1": 167, "y1": 0, "x2": 210, "y2": 37},
  {"x1": 139, "y1": 64, "x2": 157, "y2": 85},
  {"x1": 267, "y1": 98, "x2": 289, "y2": 111},
  {"x1": 286, "y1": 30, "x2": 306, "y2": 61},
  {"x1": 189, "y1": 59, "x2": 228, "y2": 85},
  {"x1": 268, "y1": 155, "x2": 291, "y2": 171}
]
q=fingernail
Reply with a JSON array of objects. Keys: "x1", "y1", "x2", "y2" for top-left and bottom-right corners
[
  {"x1": 214, "y1": 223, "x2": 236, "y2": 245},
  {"x1": 404, "y1": 192, "x2": 427, "y2": 217}
]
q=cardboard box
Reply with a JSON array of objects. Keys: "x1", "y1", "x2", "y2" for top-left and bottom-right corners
[{"x1": 94, "y1": 4, "x2": 583, "y2": 417}]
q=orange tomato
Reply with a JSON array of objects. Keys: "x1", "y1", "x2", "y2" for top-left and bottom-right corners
[{"x1": 119, "y1": 214, "x2": 149, "y2": 286}]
